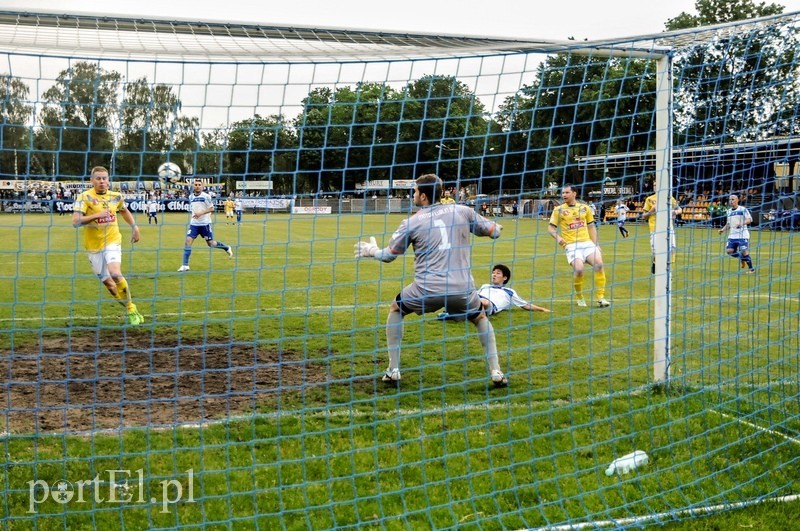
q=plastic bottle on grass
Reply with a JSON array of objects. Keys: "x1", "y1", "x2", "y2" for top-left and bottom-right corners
[{"x1": 605, "y1": 450, "x2": 649, "y2": 476}]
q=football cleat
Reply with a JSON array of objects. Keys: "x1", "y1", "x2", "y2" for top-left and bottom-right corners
[
  {"x1": 177, "y1": 265, "x2": 190, "y2": 272},
  {"x1": 127, "y1": 306, "x2": 144, "y2": 326},
  {"x1": 381, "y1": 368, "x2": 401, "y2": 386},
  {"x1": 491, "y1": 370, "x2": 508, "y2": 388},
  {"x1": 746, "y1": 269, "x2": 756, "y2": 274},
  {"x1": 597, "y1": 298, "x2": 611, "y2": 308},
  {"x1": 226, "y1": 247, "x2": 234, "y2": 259},
  {"x1": 576, "y1": 297, "x2": 588, "y2": 307}
]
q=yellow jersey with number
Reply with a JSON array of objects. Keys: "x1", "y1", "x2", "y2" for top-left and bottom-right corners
[
  {"x1": 549, "y1": 202, "x2": 594, "y2": 245},
  {"x1": 73, "y1": 189, "x2": 127, "y2": 252}
]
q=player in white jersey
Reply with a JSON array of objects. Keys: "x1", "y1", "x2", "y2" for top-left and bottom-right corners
[
  {"x1": 439, "y1": 264, "x2": 551, "y2": 319},
  {"x1": 354, "y1": 174, "x2": 508, "y2": 387},
  {"x1": 178, "y1": 179, "x2": 233, "y2": 272},
  {"x1": 234, "y1": 197, "x2": 243, "y2": 223},
  {"x1": 615, "y1": 200, "x2": 629, "y2": 238},
  {"x1": 718, "y1": 193, "x2": 755, "y2": 274}
]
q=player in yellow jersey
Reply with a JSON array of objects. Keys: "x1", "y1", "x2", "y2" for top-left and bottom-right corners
[
  {"x1": 547, "y1": 184, "x2": 610, "y2": 308},
  {"x1": 224, "y1": 194, "x2": 235, "y2": 224},
  {"x1": 72, "y1": 166, "x2": 144, "y2": 325},
  {"x1": 641, "y1": 181, "x2": 681, "y2": 274}
]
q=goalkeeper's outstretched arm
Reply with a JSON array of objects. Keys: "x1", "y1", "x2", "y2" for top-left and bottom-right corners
[{"x1": 354, "y1": 237, "x2": 398, "y2": 263}]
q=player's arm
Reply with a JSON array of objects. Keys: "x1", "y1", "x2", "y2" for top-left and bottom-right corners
[
  {"x1": 522, "y1": 302, "x2": 552, "y2": 313},
  {"x1": 547, "y1": 222, "x2": 565, "y2": 247},
  {"x1": 354, "y1": 236, "x2": 399, "y2": 263},
  {"x1": 471, "y1": 208, "x2": 502, "y2": 239},
  {"x1": 118, "y1": 206, "x2": 141, "y2": 243},
  {"x1": 587, "y1": 222, "x2": 599, "y2": 246},
  {"x1": 72, "y1": 206, "x2": 108, "y2": 228}
]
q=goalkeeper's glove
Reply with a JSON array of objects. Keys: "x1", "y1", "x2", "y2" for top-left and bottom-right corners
[{"x1": 354, "y1": 236, "x2": 379, "y2": 258}]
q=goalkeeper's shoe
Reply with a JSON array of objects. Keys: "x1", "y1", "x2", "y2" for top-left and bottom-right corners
[
  {"x1": 491, "y1": 370, "x2": 508, "y2": 388},
  {"x1": 226, "y1": 247, "x2": 234, "y2": 259},
  {"x1": 576, "y1": 297, "x2": 587, "y2": 307},
  {"x1": 177, "y1": 265, "x2": 190, "y2": 272},
  {"x1": 127, "y1": 305, "x2": 144, "y2": 326},
  {"x1": 596, "y1": 298, "x2": 611, "y2": 308},
  {"x1": 381, "y1": 368, "x2": 401, "y2": 387}
]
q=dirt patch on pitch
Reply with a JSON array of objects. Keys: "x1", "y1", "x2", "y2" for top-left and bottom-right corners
[{"x1": 0, "y1": 332, "x2": 329, "y2": 433}]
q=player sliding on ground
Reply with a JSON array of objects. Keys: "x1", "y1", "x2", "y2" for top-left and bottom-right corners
[
  {"x1": 438, "y1": 263, "x2": 551, "y2": 319},
  {"x1": 72, "y1": 165, "x2": 144, "y2": 326},
  {"x1": 354, "y1": 173, "x2": 508, "y2": 388}
]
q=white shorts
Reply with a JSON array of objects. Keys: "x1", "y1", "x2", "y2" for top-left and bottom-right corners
[
  {"x1": 649, "y1": 232, "x2": 677, "y2": 253},
  {"x1": 564, "y1": 241, "x2": 601, "y2": 265},
  {"x1": 87, "y1": 244, "x2": 122, "y2": 281}
]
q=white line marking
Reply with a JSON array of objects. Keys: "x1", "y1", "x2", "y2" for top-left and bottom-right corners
[
  {"x1": 711, "y1": 410, "x2": 800, "y2": 446},
  {"x1": 532, "y1": 494, "x2": 800, "y2": 530}
]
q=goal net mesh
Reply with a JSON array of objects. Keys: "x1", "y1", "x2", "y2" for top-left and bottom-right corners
[{"x1": 0, "y1": 10, "x2": 798, "y2": 529}]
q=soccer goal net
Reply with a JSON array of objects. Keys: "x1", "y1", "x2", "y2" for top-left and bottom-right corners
[{"x1": 1, "y1": 9, "x2": 799, "y2": 529}]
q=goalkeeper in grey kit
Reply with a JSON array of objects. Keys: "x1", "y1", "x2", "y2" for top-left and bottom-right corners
[{"x1": 354, "y1": 173, "x2": 508, "y2": 387}]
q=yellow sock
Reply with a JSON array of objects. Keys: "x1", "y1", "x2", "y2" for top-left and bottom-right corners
[
  {"x1": 594, "y1": 269, "x2": 606, "y2": 300},
  {"x1": 573, "y1": 276, "x2": 584, "y2": 298},
  {"x1": 114, "y1": 278, "x2": 131, "y2": 305}
]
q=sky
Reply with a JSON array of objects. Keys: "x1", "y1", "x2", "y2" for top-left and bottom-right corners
[
  {"x1": 2, "y1": 0, "x2": 800, "y2": 41},
  {"x1": 2, "y1": 0, "x2": 800, "y2": 126}
]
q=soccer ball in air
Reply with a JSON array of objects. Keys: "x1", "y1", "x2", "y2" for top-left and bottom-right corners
[{"x1": 157, "y1": 161, "x2": 182, "y2": 183}]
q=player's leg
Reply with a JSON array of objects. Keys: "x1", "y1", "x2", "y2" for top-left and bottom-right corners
[
  {"x1": 203, "y1": 225, "x2": 234, "y2": 258},
  {"x1": 106, "y1": 259, "x2": 143, "y2": 325},
  {"x1": 568, "y1": 246, "x2": 587, "y2": 306},
  {"x1": 649, "y1": 232, "x2": 657, "y2": 274},
  {"x1": 584, "y1": 246, "x2": 609, "y2": 307},
  {"x1": 383, "y1": 297, "x2": 408, "y2": 385},
  {"x1": 180, "y1": 229, "x2": 197, "y2": 271},
  {"x1": 465, "y1": 294, "x2": 506, "y2": 387},
  {"x1": 740, "y1": 241, "x2": 755, "y2": 272},
  {"x1": 725, "y1": 240, "x2": 740, "y2": 258}
]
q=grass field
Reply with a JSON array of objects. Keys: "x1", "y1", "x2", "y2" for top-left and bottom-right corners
[{"x1": 1, "y1": 211, "x2": 799, "y2": 529}]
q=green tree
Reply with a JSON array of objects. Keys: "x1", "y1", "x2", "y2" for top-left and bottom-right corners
[
  {"x1": 0, "y1": 75, "x2": 33, "y2": 176},
  {"x1": 496, "y1": 54, "x2": 656, "y2": 192},
  {"x1": 294, "y1": 82, "x2": 407, "y2": 194},
  {"x1": 667, "y1": 0, "x2": 797, "y2": 144},
  {"x1": 397, "y1": 75, "x2": 489, "y2": 187},
  {"x1": 37, "y1": 62, "x2": 119, "y2": 176},
  {"x1": 226, "y1": 114, "x2": 297, "y2": 194},
  {"x1": 666, "y1": 0, "x2": 783, "y2": 29},
  {"x1": 115, "y1": 78, "x2": 198, "y2": 178}
]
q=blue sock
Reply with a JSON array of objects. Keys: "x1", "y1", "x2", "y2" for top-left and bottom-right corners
[
  {"x1": 743, "y1": 255, "x2": 753, "y2": 269},
  {"x1": 183, "y1": 246, "x2": 192, "y2": 265},
  {"x1": 215, "y1": 242, "x2": 230, "y2": 251},
  {"x1": 730, "y1": 251, "x2": 740, "y2": 258}
]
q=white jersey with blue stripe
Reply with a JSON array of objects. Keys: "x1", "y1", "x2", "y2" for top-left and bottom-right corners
[
  {"x1": 189, "y1": 192, "x2": 213, "y2": 226},
  {"x1": 477, "y1": 284, "x2": 529, "y2": 314},
  {"x1": 726, "y1": 206, "x2": 751, "y2": 239}
]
